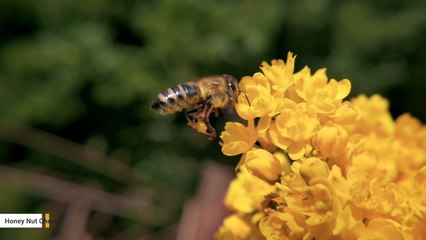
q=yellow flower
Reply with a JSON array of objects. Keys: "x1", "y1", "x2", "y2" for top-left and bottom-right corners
[
  {"x1": 239, "y1": 72, "x2": 271, "y2": 92},
  {"x1": 220, "y1": 120, "x2": 257, "y2": 156},
  {"x1": 409, "y1": 167, "x2": 426, "y2": 219},
  {"x1": 258, "y1": 159, "x2": 352, "y2": 239},
  {"x1": 236, "y1": 73, "x2": 285, "y2": 120},
  {"x1": 261, "y1": 52, "x2": 296, "y2": 93},
  {"x1": 412, "y1": 215, "x2": 426, "y2": 240},
  {"x1": 342, "y1": 218, "x2": 409, "y2": 240},
  {"x1": 312, "y1": 122, "x2": 349, "y2": 159},
  {"x1": 325, "y1": 101, "x2": 359, "y2": 129},
  {"x1": 257, "y1": 132, "x2": 278, "y2": 153},
  {"x1": 415, "y1": 166, "x2": 426, "y2": 188},
  {"x1": 294, "y1": 68, "x2": 351, "y2": 115},
  {"x1": 298, "y1": 157, "x2": 329, "y2": 185},
  {"x1": 337, "y1": 133, "x2": 401, "y2": 182},
  {"x1": 393, "y1": 114, "x2": 426, "y2": 176},
  {"x1": 273, "y1": 150, "x2": 292, "y2": 174},
  {"x1": 215, "y1": 215, "x2": 252, "y2": 240},
  {"x1": 216, "y1": 52, "x2": 426, "y2": 240},
  {"x1": 259, "y1": 210, "x2": 306, "y2": 240},
  {"x1": 346, "y1": 166, "x2": 425, "y2": 228},
  {"x1": 269, "y1": 99, "x2": 320, "y2": 159},
  {"x1": 224, "y1": 167, "x2": 275, "y2": 213},
  {"x1": 329, "y1": 165, "x2": 352, "y2": 203},
  {"x1": 236, "y1": 84, "x2": 274, "y2": 120},
  {"x1": 394, "y1": 113, "x2": 423, "y2": 147},
  {"x1": 243, "y1": 148, "x2": 281, "y2": 183},
  {"x1": 351, "y1": 94, "x2": 395, "y2": 138}
]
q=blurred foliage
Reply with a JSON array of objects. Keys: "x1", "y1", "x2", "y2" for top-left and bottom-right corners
[{"x1": 0, "y1": 0, "x2": 425, "y2": 238}]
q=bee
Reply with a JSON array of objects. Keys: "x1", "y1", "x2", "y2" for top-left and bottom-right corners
[{"x1": 150, "y1": 75, "x2": 240, "y2": 140}]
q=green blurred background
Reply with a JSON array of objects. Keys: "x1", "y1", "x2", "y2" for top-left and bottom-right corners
[{"x1": 0, "y1": 0, "x2": 425, "y2": 239}]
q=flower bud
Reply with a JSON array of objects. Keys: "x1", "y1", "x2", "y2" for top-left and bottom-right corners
[
  {"x1": 299, "y1": 157, "x2": 329, "y2": 185},
  {"x1": 312, "y1": 123, "x2": 348, "y2": 158},
  {"x1": 245, "y1": 148, "x2": 281, "y2": 183}
]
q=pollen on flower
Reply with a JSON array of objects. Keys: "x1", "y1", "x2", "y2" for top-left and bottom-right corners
[{"x1": 216, "y1": 52, "x2": 426, "y2": 240}]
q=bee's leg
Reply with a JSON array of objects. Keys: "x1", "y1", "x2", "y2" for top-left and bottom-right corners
[
  {"x1": 201, "y1": 104, "x2": 217, "y2": 140},
  {"x1": 185, "y1": 105, "x2": 212, "y2": 138},
  {"x1": 185, "y1": 107, "x2": 200, "y2": 123},
  {"x1": 185, "y1": 102, "x2": 208, "y2": 123},
  {"x1": 184, "y1": 103, "x2": 217, "y2": 140}
]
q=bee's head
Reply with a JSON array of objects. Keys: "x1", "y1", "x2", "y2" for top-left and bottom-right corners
[{"x1": 224, "y1": 75, "x2": 239, "y2": 103}]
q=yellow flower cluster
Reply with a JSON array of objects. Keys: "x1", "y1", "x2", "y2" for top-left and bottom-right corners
[{"x1": 216, "y1": 53, "x2": 426, "y2": 240}]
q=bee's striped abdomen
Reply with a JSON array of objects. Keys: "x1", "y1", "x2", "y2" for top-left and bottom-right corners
[{"x1": 151, "y1": 82, "x2": 201, "y2": 115}]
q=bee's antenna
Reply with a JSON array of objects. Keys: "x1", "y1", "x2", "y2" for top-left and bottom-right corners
[{"x1": 240, "y1": 90, "x2": 251, "y2": 106}]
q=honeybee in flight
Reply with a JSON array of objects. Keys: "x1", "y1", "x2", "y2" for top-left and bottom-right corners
[{"x1": 150, "y1": 75, "x2": 240, "y2": 140}]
